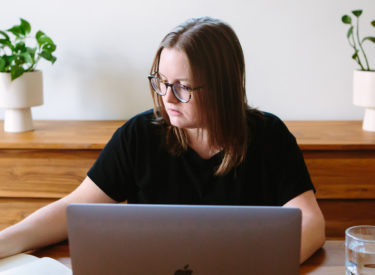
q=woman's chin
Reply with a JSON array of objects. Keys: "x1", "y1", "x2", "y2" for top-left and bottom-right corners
[
  {"x1": 169, "y1": 119, "x2": 184, "y2": 128},
  {"x1": 169, "y1": 117, "x2": 190, "y2": 129}
]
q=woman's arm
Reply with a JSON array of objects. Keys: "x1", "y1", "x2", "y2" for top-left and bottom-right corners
[
  {"x1": 283, "y1": 189, "x2": 326, "y2": 264},
  {"x1": 0, "y1": 176, "x2": 116, "y2": 259}
]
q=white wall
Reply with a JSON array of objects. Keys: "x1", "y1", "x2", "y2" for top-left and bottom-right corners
[{"x1": 1, "y1": 0, "x2": 375, "y2": 121}]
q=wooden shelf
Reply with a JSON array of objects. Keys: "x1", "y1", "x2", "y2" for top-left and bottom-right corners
[
  {"x1": 0, "y1": 120, "x2": 125, "y2": 149},
  {"x1": 285, "y1": 120, "x2": 375, "y2": 150},
  {"x1": 1, "y1": 120, "x2": 374, "y2": 150},
  {"x1": 1, "y1": 120, "x2": 375, "y2": 238}
]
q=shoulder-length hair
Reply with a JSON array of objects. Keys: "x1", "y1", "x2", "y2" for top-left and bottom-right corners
[{"x1": 149, "y1": 16, "x2": 260, "y2": 176}]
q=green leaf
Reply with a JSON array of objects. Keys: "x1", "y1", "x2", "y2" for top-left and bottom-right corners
[
  {"x1": 42, "y1": 42, "x2": 56, "y2": 52},
  {"x1": 20, "y1": 52, "x2": 33, "y2": 64},
  {"x1": 342, "y1": 15, "x2": 352, "y2": 24},
  {"x1": 26, "y1": 48, "x2": 36, "y2": 68},
  {"x1": 352, "y1": 50, "x2": 358, "y2": 60},
  {"x1": 35, "y1": 30, "x2": 45, "y2": 40},
  {"x1": 10, "y1": 65, "x2": 24, "y2": 80},
  {"x1": 5, "y1": 55, "x2": 17, "y2": 67},
  {"x1": 362, "y1": 36, "x2": 375, "y2": 43},
  {"x1": 371, "y1": 20, "x2": 375, "y2": 27},
  {"x1": 0, "y1": 39, "x2": 14, "y2": 51},
  {"x1": 0, "y1": 39, "x2": 9, "y2": 46},
  {"x1": 14, "y1": 55, "x2": 24, "y2": 66},
  {"x1": 39, "y1": 50, "x2": 57, "y2": 63},
  {"x1": 26, "y1": 47, "x2": 37, "y2": 58},
  {"x1": 0, "y1": 30, "x2": 10, "y2": 41},
  {"x1": 7, "y1": 25, "x2": 24, "y2": 37},
  {"x1": 36, "y1": 34, "x2": 54, "y2": 49},
  {"x1": 38, "y1": 35, "x2": 53, "y2": 45},
  {"x1": 352, "y1": 10, "x2": 363, "y2": 17},
  {"x1": 20, "y1": 18, "x2": 31, "y2": 35},
  {"x1": 0, "y1": 58, "x2": 5, "y2": 71},
  {"x1": 15, "y1": 41, "x2": 26, "y2": 52},
  {"x1": 347, "y1": 26, "x2": 353, "y2": 38}
]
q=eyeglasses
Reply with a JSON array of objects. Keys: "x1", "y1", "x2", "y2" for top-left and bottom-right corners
[{"x1": 148, "y1": 74, "x2": 202, "y2": 103}]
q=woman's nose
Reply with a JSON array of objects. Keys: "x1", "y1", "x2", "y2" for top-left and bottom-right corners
[{"x1": 164, "y1": 86, "x2": 179, "y2": 103}]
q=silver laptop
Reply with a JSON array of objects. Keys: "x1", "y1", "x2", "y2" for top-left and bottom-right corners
[{"x1": 66, "y1": 204, "x2": 301, "y2": 275}]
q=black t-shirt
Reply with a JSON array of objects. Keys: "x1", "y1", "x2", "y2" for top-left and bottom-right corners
[{"x1": 87, "y1": 109, "x2": 314, "y2": 205}]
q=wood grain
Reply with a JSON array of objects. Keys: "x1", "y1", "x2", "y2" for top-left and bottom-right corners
[
  {"x1": 300, "y1": 240, "x2": 345, "y2": 274},
  {"x1": 1, "y1": 120, "x2": 375, "y2": 240},
  {"x1": 285, "y1": 120, "x2": 375, "y2": 150},
  {"x1": 318, "y1": 199, "x2": 375, "y2": 239},
  {"x1": 0, "y1": 120, "x2": 374, "y2": 150},
  {"x1": 0, "y1": 120, "x2": 124, "y2": 149},
  {"x1": 304, "y1": 151, "x2": 375, "y2": 199},
  {"x1": 0, "y1": 150, "x2": 99, "y2": 198}
]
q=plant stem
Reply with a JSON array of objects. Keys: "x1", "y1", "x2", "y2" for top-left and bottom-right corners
[
  {"x1": 30, "y1": 44, "x2": 41, "y2": 71},
  {"x1": 356, "y1": 17, "x2": 370, "y2": 70},
  {"x1": 350, "y1": 30, "x2": 365, "y2": 70},
  {"x1": 347, "y1": 31, "x2": 355, "y2": 48},
  {"x1": 31, "y1": 55, "x2": 40, "y2": 71}
]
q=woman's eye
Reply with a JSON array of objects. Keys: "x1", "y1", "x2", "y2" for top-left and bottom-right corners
[{"x1": 180, "y1": 84, "x2": 191, "y2": 91}]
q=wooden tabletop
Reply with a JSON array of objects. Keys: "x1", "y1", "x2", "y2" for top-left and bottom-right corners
[
  {"x1": 30, "y1": 240, "x2": 345, "y2": 274},
  {"x1": 0, "y1": 120, "x2": 124, "y2": 149},
  {"x1": 285, "y1": 120, "x2": 375, "y2": 150},
  {"x1": 300, "y1": 240, "x2": 345, "y2": 274},
  {"x1": 1, "y1": 120, "x2": 375, "y2": 150}
]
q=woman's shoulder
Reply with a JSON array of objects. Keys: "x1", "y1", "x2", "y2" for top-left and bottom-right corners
[
  {"x1": 114, "y1": 109, "x2": 161, "y2": 141},
  {"x1": 247, "y1": 108, "x2": 283, "y2": 128},
  {"x1": 247, "y1": 108, "x2": 295, "y2": 142},
  {"x1": 126, "y1": 108, "x2": 155, "y2": 124},
  {"x1": 262, "y1": 111, "x2": 287, "y2": 129},
  {"x1": 118, "y1": 109, "x2": 156, "y2": 129}
]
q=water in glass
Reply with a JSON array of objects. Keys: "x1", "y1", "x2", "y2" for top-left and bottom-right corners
[{"x1": 346, "y1": 240, "x2": 375, "y2": 275}]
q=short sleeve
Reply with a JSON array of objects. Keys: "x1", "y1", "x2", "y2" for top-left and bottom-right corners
[
  {"x1": 263, "y1": 114, "x2": 315, "y2": 205},
  {"x1": 87, "y1": 124, "x2": 132, "y2": 202}
]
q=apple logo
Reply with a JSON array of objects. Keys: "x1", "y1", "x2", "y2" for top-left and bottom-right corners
[{"x1": 174, "y1": 264, "x2": 193, "y2": 275}]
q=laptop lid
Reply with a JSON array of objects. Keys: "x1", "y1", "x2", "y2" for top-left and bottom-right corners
[{"x1": 66, "y1": 204, "x2": 301, "y2": 275}]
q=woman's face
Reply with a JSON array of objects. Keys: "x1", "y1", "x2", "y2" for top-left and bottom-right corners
[{"x1": 158, "y1": 47, "x2": 202, "y2": 129}]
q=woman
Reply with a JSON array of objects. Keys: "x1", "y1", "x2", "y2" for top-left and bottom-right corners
[{"x1": 0, "y1": 17, "x2": 325, "y2": 263}]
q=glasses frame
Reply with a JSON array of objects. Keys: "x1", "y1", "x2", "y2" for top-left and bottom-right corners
[{"x1": 148, "y1": 74, "x2": 202, "y2": 103}]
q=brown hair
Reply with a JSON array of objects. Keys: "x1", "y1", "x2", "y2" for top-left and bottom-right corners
[{"x1": 150, "y1": 17, "x2": 260, "y2": 175}]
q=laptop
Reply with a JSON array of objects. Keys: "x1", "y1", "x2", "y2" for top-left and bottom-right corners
[{"x1": 66, "y1": 203, "x2": 301, "y2": 275}]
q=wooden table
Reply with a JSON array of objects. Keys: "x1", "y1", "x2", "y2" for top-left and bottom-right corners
[
  {"x1": 30, "y1": 240, "x2": 346, "y2": 274},
  {"x1": 300, "y1": 240, "x2": 345, "y2": 274}
]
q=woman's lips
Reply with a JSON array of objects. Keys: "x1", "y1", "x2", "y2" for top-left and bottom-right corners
[{"x1": 168, "y1": 108, "x2": 182, "y2": 116}]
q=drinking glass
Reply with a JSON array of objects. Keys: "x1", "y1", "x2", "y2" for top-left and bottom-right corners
[{"x1": 346, "y1": 225, "x2": 375, "y2": 275}]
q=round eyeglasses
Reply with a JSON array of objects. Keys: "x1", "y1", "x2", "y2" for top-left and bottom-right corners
[{"x1": 148, "y1": 75, "x2": 202, "y2": 103}]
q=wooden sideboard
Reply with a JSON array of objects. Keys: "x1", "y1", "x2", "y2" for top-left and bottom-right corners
[
  {"x1": 285, "y1": 121, "x2": 375, "y2": 238},
  {"x1": 0, "y1": 121, "x2": 123, "y2": 231},
  {"x1": 0, "y1": 120, "x2": 374, "y2": 238}
]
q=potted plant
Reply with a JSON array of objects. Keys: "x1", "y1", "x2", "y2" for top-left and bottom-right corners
[
  {"x1": 342, "y1": 10, "x2": 375, "y2": 131},
  {"x1": 0, "y1": 18, "x2": 56, "y2": 132}
]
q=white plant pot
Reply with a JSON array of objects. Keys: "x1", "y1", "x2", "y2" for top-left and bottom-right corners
[
  {"x1": 0, "y1": 71, "x2": 43, "y2": 132},
  {"x1": 353, "y1": 70, "x2": 375, "y2": 132}
]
